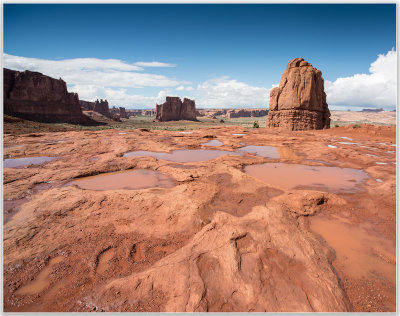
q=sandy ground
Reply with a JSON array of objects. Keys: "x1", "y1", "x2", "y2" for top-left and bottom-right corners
[
  {"x1": 330, "y1": 110, "x2": 396, "y2": 126},
  {"x1": 3, "y1": 123, "x2": 396, "y2": 312}
]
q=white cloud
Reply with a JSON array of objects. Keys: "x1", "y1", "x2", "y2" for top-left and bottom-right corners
[
  {"x1": 325, "y1": 49, "x2": 397, "y2": 109},
  {"x1": 195, "y1": 76, "x2": 270, "y2": 108},
  {"x1": 3, "y1": 54, "x2": 185, "y2": 89},
  {"x1": 175, "y1": 85, "x2": 194, "y2": 91},
  {"x1": 134, "y1": 61, "x2": 176, "y2": 67}
]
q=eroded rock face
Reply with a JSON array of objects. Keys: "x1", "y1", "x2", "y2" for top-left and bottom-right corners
[
  {"x1": 227, "y1": 109, "x2": 268, "y2": 118},
  {"x1": 93, "y1": 99, "x2": 111, "y2": 117},
  {"x1": 4, "y1": 68, "x2": 85, "y2": 123},
  {"x1": 267, "y1": 58, "x2": 330, "y2": 130},
  {"x1": 156, "y1": 97, "x2": 197, "y2": 122}
]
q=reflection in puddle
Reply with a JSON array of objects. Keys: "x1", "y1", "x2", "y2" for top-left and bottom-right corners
[
  {"x1": 16, "y1": 256, "x2": 64, "y2": 295},
  {"x1": 180, "y1": 131, "x2": 193, "y2": 134},
  {"x1": 244, "y1": 163, "x2": 369, "y2": 193},
  {"x1": 232, "y1": 133, "x2": 246, "y2": 136},
  {"x1": 375, "y1": 162, "x2": 388, "y2": 165},
  {"x1": 70, "y1": 169, "x2": 176, "y2": 190},
  {"x1": 376, "y1": 179, "x2": 383, "y2": 183},
  {"x1": 118, "y1": 132, "x2": 127, "y2": 135},
  {"x1": 123, "y1": 149, "x2": 238, "y2": 162},
  {"x1": 341, "y1": 136, "x2": 353, "y2": 141},
  {"x1": 338, "y1": 142, "x2": 359, "y2": 145},
  {"x1": 310, "y1": 215, "x2": 395, "y2": 281},
  {"x1": 4, "y1": 157, "x2": 55, "y2": 168},
  {"x1": 202, "y1": 140, "x2": 223, "y2": 146},
  {"x1": 327, "y1": 145, "x2": 337, "y2": 148},
  {"x1": 276, "y1": 147, "x2": 300, "y2": 160},
  {"x1": 97, "y1": 248, "x2": 114, "y2": 274},
  {"x1": 238, "y1": 145, "x2": 299, "y2": 160}
]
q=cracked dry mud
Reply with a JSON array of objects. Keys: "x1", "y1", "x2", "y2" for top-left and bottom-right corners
[{"x1": 3, "y1": 124, "x2": 396, "y2": 312}]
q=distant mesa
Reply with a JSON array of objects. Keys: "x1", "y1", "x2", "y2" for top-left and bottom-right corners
[
  {"x1": 361, "y1": 108, "x2": 384, "y2": 112},
  {"x1": 156, "y1": 96, "x2": 197, "y2": 122},
  {"x1": 80, "y1": 99, "x2": 111, "y2": 118},
  {"x1": 4, "y1": 68, "x2": 88, "y2": 124},
  {"x1": 227, "y1": 109, "x2": 268, "y2": 118},
  {"x1": 267, "y1": 58, "x2": 331, "y2": 130},
  {"x1": 110, "y1": 106, "x2": 128, "y2": 119}
]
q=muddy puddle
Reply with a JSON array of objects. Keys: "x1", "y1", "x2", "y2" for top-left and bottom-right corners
[
  {"x1": 244, "y1": 163, "x2": 369, "y2": 193},
  {"x1": 4, "y1": 157, "x2": 56, "y2": 168},
  {"x1": 123, "y1": 149, "x2": 238, "y2": 162},
  {"x1": 202, "y1": 140, "x2": 223, "y2": 146},
  {"x1": 310, "y1": 215, "x2": 395, "y2": 281},
  {"x1": 238, "y1": 145, "x2": 299, "y2": 160},
  {"x1": 70, "y1": 169, "x2": 176, "y2": 191},
  {"x1": 97, "y1": 248, "x2": 115, "y2": 274},
  {"x1": 16, "y1": 256, "x2": 64, "y2": 296}
]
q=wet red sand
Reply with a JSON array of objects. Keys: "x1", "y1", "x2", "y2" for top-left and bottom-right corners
[{"x1": 3, "y1": 123, "x2": 396, "y2": 312}]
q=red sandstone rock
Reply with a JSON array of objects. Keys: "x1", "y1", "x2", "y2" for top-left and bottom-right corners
[
  {"x1": 267, "y1": 58, "x2": 330, "y2": 130},
  {"x1": 156, "y1": 97, "x2": 197, "y2": 122},
  {"x1": 93, "y1": 99, "x2": 111, "y2": 118},
  {"x1": 227, "y1": 109, "x2": 268, "y2": 118},
  {"x1": 3, "y1": 68, "x2": 85, "y2": 123}
]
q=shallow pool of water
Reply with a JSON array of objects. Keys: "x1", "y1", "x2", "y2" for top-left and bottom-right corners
[
  {"x1": 70, "y1": 169, "x2": 176, "y2": 190},
  {"x1": 16, "y1": 256, "x2": 64, "y2": 295},
  {"x1": 4, "y1": 157, "x2": 56, "y2": 168},
  {"x1": 310, "y1": 215, "x2": 395, "y2": 281},
  {"x1": 180, "y1": 131, "x2": 193, "y2": 134},
  {"x1": 244, "y1": 163, "x2": 369, "y2": 193},
  {"x1": 232, "y1": 133, "x2": 246, "y2": 136},
  {"x1": 202, "y1": 140, "x2": 223, "y2": 146},
  {"x1": 327, "y1": 145, "x2": 337, "y2": 148},
  {"x1": 123, "y1": 149, "x2": 238, "y2": 162}
]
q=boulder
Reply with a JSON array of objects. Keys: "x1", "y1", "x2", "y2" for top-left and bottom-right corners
[
  {"x1": 156, "y1": 96, "x2": 197, "y2": 122},
  {"x1": 267, "y1": 58, "x2": 330, "y2": 130},
  {"x1": 3, "y1": 68, "x2": 86, "y2": 123}
]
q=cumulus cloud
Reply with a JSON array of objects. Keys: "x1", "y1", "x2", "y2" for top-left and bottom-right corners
[
  {"x1": 195, "y1": 76, "x2": 270, "y2": 108},
  {"x1": 3, "y1": 54, "x2": 185, "y2": 88},
  {"x1": 325, "y1": 49, "x2": 397, "y2": 109},
  {"x1": 175, "y1": 85, "x2": 194, "y2": 91},
  {"x1": 134, "y1": 61, "x2": 176, "y2": 67}
]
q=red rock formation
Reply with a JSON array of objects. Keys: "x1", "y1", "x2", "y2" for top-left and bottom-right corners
[
  {"x1": 119, "y1": 107, "x2": 128, "y2": 119},
  {"x1": 3, "y1": 68, "x2": 85, "y2": 123},
  {"x1": 156, "y1": 97, "x2": 197, "y2": 122},
  {"x1": 227, "y1": 109, "x2": 268, "y2": 118},
  {"x1": 93, "y1": 99, "x2": 111, "y2": 117},
  {"x1": 267, "y1": 58, "x2": 330, "y2": 130},
  {"x1": 80, "y1": 100, "x2": 95, "y2": 111}
]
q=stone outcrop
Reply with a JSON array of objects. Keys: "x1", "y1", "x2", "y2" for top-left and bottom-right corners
[
  {"x1": 227, "y1": 109, "x2": 268, "y2": 118},
  {"x1": 80, "y1": 100, "x2": 95, "y2": 111},
  {"x1": 156, "y1": 97, "x2": 197, "y2": 122},
  {"x1": 3, "y1": 68, "x2": 85, "y2": 123},
  {"x1": 119, "y1": 107, "x2": 128, "y2": 119},
  {"x1": 110, "y1": 106, "x2": 128, "y2": 119},
  {"x1": 267, "y1": 58, "x2": 330, "y2": 130},
  {"x1": 93, "y1": 99, "x2": 111, "y2": 117}
]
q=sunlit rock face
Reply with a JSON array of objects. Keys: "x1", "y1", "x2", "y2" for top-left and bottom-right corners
[{"x1": 267, "y1": 58, "x2": 330, "y2": 130}]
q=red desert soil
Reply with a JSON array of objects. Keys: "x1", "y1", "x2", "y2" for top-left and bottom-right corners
[{"x1": 3, "y1": 124, "x2": 396, "y2": 312}]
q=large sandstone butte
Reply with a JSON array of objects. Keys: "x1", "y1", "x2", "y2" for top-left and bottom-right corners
[
  {"x1": 3, "y1": 68, "x2": 86, "y2": 123},
  {"x1": 156, "y1": 96, "x2": 197, "y2": 122},
  {"x1": 267, "y1": 58, "x2": 330, "y2": 130}
]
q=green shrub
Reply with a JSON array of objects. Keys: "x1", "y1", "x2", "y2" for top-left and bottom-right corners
[
  {"x1": 253, "y1": 121, "x2": 259, "y2": 128},
  {"x1": 353, "y1": 124, "x2": 361, "y2": 129},
  {"x1": 335, "y1": 124, "x2": 339, "y2": 128}
]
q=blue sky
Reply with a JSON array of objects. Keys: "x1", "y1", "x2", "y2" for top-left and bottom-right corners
[{"x1": 3, "y1": 4, "x2": 397, "y2": 110}]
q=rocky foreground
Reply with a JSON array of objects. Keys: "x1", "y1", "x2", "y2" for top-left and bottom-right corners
[{"x1": 3, "y1": 124, "x2": 396, "y2": 312}]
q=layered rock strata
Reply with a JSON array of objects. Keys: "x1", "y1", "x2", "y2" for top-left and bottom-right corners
[
  {"x1": 4, "y1": 68, "x2": 85, "y2": 123},
  {"x1": 267, "y1": 58, "x2": 330, "y2": 130}
]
